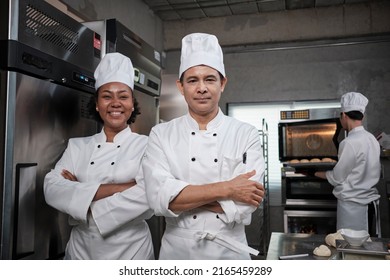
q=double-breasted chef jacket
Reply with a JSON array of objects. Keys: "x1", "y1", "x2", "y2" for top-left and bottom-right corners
[
  {"x1": 44, "y1": 127, "x2": 154, "y2": 260},
  {"x1": 326, "y1": 126, "x2": 381, "y2": 232},
  {"x1": 142, "y1": 109, "x2": 265, "y2": 259}
]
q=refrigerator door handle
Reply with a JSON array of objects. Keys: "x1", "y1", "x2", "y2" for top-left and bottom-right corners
[{"x1": 13, "y1": 163, "x2": 38, "y2": 259}]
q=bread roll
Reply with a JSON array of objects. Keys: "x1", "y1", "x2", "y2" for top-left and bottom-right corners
[
  {"x1": 300, "y1": 159, "x2": 309, "y2": 163},
  {"x1": 289, "y1": 159, "x2": 300, "y2": 164},
  {"x1": 325, "y1": 231, "x2": 344, "y2": 248},
  {"x1": 322, "y1": 158, "x2": 335, "y2": 163},
  {"x1": 313, "y1": 245, "x2": 331, "y2": 257},
  {"x1": 310, "y1": 158, "x2": 321, "y2": 163}
]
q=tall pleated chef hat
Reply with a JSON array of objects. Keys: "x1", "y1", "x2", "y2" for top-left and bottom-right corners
[
  {"x1": 340, "y1": 92, "x2": 369, "y2": 114},
  {"x1": 94, "y1": 52, "x2": 134, "y2": 90},
  {"x1": 179, "y1": 33, "x2": 225, "y2": 78}
]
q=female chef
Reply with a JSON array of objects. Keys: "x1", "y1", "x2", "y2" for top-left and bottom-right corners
[
  {"x1": 142, "y1": 33, "x2": 265, "y2": 259},
  {"x1": 44, "y1": 52, "x2": 154, "y2": 259},
  {"x1": 315, "y1": 92, "x2": 381, "y2": 236}
]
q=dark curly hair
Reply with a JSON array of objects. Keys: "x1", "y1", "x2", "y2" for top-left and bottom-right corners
[{"x1": 88, "y1": 90, "x2": 141, "y2": 124}]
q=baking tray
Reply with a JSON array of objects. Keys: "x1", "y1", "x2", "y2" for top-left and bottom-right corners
[
  {"x1": 336, "y1": 240, "x2": 390, "y2": 256},
  {"x1": 284, "y1": 162, "x2": 336, "y2": 172}
]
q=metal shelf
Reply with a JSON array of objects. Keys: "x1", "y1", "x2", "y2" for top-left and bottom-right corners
[
  {"x1": 255, "y1": 119, "x2": 270, "y2": 257},
  {"x1": 245, "y1": 119, "x2": 270, "y2": 258}
]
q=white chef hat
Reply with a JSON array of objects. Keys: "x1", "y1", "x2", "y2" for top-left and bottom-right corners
[
  {"x1": 179, "y1": 33, "x2": 225, "y2": 78},
  {"x1": 340, "y1": 92, "x2": 369, "y2": 114},
  {"x1": 94, "y1": 52, "x2": 134, "y2": 90}
]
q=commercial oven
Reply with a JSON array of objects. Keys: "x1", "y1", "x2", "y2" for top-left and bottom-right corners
[
  {"x1": 0, "y1": 0, "x2": 100, "y2": 259},
  {"x1": 279, "y1": 108, "x2": 344, "y2": 234},
  {"x1": 281, "y1": 177, "x2": 338, "y2": 234}
]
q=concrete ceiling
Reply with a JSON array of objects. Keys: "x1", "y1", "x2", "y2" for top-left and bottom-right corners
[{"x1": 142, "y1": 0, "x2": 376, "y2": 21}]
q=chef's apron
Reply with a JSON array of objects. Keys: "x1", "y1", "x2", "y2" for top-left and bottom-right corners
[
  {"x1": 337, "y1": 199, "x2": 381, "y2": 237},
  {"x1": 159, "y1": 219, "x2": 259, "y2": 259}
]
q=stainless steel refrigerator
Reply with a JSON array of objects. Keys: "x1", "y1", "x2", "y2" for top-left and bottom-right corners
[{"x1": 0, "y1": 0, "x2": 100, "y2": 259}]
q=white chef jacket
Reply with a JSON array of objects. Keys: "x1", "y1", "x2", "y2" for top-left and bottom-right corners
[
  {"x1": 44, "y1": 127, "x2": 154, "y2": 260},
  {"x1": 325, "y1": 126, "x2": 380, "y2": 231},
  {"x1": 142, "y1": 109, "x2": 265, "y2": 259}
]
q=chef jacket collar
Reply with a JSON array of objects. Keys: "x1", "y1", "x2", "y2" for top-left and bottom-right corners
[
  {"x1": 347, "y1": 125, "x2": 364, "y2": 135},
  {"x1": 96, "y1": 126, "x2": 133, "y2": 143},
  {"x1": 185, "y1": 108, "x2": 224, "y2": 131}
]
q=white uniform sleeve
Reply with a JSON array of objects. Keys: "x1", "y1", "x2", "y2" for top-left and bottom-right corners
[
  {"x1": 90, "y1": 164, "x2": 153, "y2": 237},
  {"x1": 143, "y1": 129, "x2": 189, "y2": 217},
  {"x1": 43, "y1": 142, "x2": 100, "y2": 223},
  {"x1": 326, "y1": 141, "x2": 356, "y2": 186},
  {"x1": 218, "y1": 127, "x2": 265, "y2": 224}
]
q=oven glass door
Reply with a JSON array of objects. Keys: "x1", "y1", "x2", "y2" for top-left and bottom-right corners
[
  {"x1": 284, "y1": 210, "x2": 337, "y2": 234},
  {"x1": 285, "y1": 176, "x2": 335, "y2": 201},
  {"x1": 278, "y1": 118, "x2": 342, "y2": 162}
]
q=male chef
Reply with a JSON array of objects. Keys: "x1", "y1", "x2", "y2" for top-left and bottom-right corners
[
  {"x1": 142, "y1": 33, "x2": 265, "y2": 259},
  {"x1": 315, "y1": 92, "x2": 381, "y2": 236}
]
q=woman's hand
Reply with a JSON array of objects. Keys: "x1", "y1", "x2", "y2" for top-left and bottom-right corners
[
  {"x1": 61, "y1": 169, "x2": 137, "y2": 201},
  {"x1": 93, "y1": 180, "x2": 137, "y2": 201},
  {"x1": 200, "y1": 201, "x2": 224, "y2": 213},
  {"x1": 61, "y1": 169, "x2": 78, "y2": 181}
]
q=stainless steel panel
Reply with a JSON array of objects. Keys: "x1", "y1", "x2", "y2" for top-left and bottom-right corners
[
  {"x1": 4, "y1": 0, "x2": 100, "y2": 72},
  {"x1": 130, "y1": 90, "x2": 159, "y2": 136},
  {"x1": 83, "y1": 19, "x2": 162, "y2": 96},
  {"x1": 285, "y1": 199, "x2": 336, "y2": 207},
  {"x1": 1, "y1": 0, "x2": 99, "y2": 260},
  {"x1": 280, "y1": 108, "x2": 341, "y2": 123},
  {"x1": 1, "y1": 72, "x2": 97, "y2": 259},
  {"x1": 266, "y1": 232, "x2": 338, "y2": 260}
]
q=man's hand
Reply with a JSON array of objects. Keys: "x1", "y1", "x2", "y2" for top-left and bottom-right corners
[
  {"x1": 226, "y1": 170, "x2": 265, "y2": 207},
  {"x1": 168, "y1": 170, "x2": 265, "y2": 212}
]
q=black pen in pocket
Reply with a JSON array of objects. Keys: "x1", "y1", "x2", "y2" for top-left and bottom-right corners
[{"x1": 242, "y1": 152, "x2": 247, "y2": 164}]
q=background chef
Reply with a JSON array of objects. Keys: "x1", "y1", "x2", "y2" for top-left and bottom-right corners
[
  {"x1": 143, "y1": 33, "x2": 265, "y2": 259},
  {"x1": 44, "y1": 53, "x2": 154, "y2": 259},
  {"x1": 315, "y1": 91, "x2": 381, "y2": 236}
]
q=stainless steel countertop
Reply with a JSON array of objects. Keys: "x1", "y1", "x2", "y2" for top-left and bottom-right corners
[
  {"x1": 267, "y1": 232, "x2": 336, "y2": 260},
  {"x1": 266, "y1": 232, "x2": 390, "y2": 260}
]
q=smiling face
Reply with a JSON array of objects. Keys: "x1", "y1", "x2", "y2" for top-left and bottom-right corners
[
  {"x1": 177, "y1": 65, "x2": 227, "y2": 124},
  {"x1": 96, "y1": 82, "x2": 134, "y2": 138}
]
